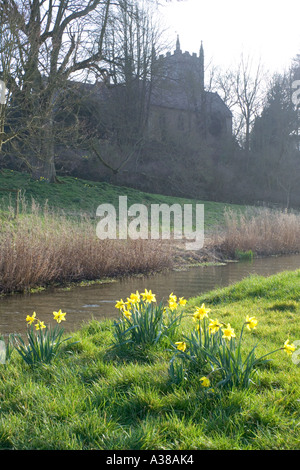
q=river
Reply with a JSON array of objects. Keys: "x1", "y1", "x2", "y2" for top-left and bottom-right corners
[{"x1": 1, "y1": 253, "x2": 300, "y2": 335}]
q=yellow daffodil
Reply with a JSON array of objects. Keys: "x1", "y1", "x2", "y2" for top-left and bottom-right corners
[
  {"x1": 35, "y1": 321, "x2": 46, "y2": 330},
  {"x1": 115, "y1": 299, "x2": 125, "y2": 310},
  {"x1": 193, "y1": 303, "x2": 211, "y2": 322},
  {"x1": 245, "y1": 315, "x2": 258, "y2": 330},
  {"x1": 53, "y1": 309, "x2": 66, "y2": 324},
  {"x1": 283, "y1": 339, "x2": 296, "y2": 355},
  {"x1": 179, "y1": 297, "x2": 187, "y2": 306},
  {"x1": 26, "y1": 312, "x2": 36, "y2": 325},
  {"x1": 169, "y1": 293, "x2": 177, "y2": 302},
  {"x1": 200, "y1": 376, "x2": 210, "y2": 387},
  {"x1": 175, "y1": 341, "x2": 187, "y2": 352},
  {"x1": 208, "y1": 319, "x2": 222, "y2": 334},
  {"x1": 129, "y1": 291, "x2": 140, "y2": 304},
  {"x1": 125, "y1": 298, "x2": 134, "y2": 308},
  {"x1": 141, "y1": 289, "x2": 156, "y2": 303},
  {"x1": 123, "y1": 309, "x2": 132, "y2": 320},
  {"x1": 168, "y1": 300, "x2": 178, "y2": 311},
  {"x1": 222, "y1": 323, "x2": 236, "y2": 341}
]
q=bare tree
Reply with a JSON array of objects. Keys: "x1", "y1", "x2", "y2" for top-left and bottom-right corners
[
  {"x1": 104, "y1": 0, "x2": 162, "y2": 135},
  {"x1": 0, "y1": 5, "x2": 21, "y2": 156},
  {"x1": 235, "y1": 55, "x2": 265, "y2": 157},
  {"x1": 1, "y1": 0, "x2": 112, "y2": 182},
  {"x1": 212, "y1": 55, "x2": 266, "y2": 158},
  {"x1": 212, "y1": 67, "x2": 244, "y2": 139},
  {"x1": 78, "y1": 0, "x2": 167, "y2": 175}
]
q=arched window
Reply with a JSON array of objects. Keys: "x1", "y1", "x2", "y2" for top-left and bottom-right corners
[
  {"x1": 209, "y1": 115, "x2": 222, "y2": 137},
  {"x1": 177, "y1": 113, "x2": 185, "y2": 131},
  {"x1": 159, "y1": 112, "x2": 167, "y2": 140}
]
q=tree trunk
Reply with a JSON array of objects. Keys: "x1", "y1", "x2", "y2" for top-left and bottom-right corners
[
  {"x1": 31, "y1": 112, "x2": 57, "y2": 182},
  {"x1": 41, "y1": 140, "x2": 57, "y2": 182}
]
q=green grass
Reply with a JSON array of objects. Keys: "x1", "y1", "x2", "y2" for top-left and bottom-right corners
[
  {"x1": 1, "y1": 269, "x2": 300, "y2": 450},
  {"x1": 0, "y1": 169, "x2": 247, "y2": 229}
]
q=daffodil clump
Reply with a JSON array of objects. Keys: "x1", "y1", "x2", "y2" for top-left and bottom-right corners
[
  {"x1": 111, "y1": 290, "x2": 186, "y2": 350},
  {"x1": 25, "y1": 310, "x2": 67, "y2": 330},
  {"x1": 170, "y1": 304, "x2": 296, "y2": 391},
  {"x1": 13, "y1": 309, "x2": 73, "y2": 365}
]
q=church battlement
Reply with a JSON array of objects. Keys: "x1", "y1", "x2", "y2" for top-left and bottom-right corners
[
  {"x1": 157, "y1": 37, "x2": 202, "y2": 62},
  {"x1": 156, "y1": 36, "x2": 205, "y2": 91}
]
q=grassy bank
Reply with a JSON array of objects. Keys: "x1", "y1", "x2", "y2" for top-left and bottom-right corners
[
  {"x1": 0, "y1": 269, "x2": 299, "y2": 450},
  {"x1": 0, "y1": 169, "x2": 245, "y2": 227}
]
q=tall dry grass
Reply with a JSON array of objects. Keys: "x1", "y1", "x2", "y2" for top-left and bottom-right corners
[
  {"x1": 213, "y1": 207, "x2": 300, "y2": 258},
  {"x1": 0, "y1": 200, "x2": 173, "y2": 294},
  {"x1": 2, "y1": 200, "x2": 300, "y2": 294}
]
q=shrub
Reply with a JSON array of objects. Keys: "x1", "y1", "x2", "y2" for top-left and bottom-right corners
[{"x1": 235, "y1": 249, "x2": 254, "y2": 261}]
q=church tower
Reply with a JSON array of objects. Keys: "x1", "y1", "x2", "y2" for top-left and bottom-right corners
[
  {"x1": 199, "y1": 41, "x2": 204, "y2": 92},
  {"x1": 175, "y1": 34, "x2": 182, "y2": 54}
]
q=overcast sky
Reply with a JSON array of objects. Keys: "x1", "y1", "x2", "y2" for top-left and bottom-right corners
[{"x1": 158, "y1": 0, "x2": 300, "y2": 75}]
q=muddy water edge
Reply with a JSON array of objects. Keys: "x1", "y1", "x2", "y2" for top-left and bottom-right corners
[{"x1": 1, "y1": 253, "x2": 300, "y2": 336}]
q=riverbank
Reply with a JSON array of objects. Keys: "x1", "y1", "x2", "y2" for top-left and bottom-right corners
[
  {"x1": 0, "y1": 169, "x2": 240, "y2": 296},
  {"x1": 0, "y1": 269, "x2": 299, "y2": 450},
  {"x1": 1, "y1": 170, "x2": 300, "y2": 296}
]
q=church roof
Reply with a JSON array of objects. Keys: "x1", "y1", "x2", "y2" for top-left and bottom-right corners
[
  {"x1": 150, "y1": 86, "x2": 232, "y2": 117},
  {"x1": 67, "y1": 37, "x2": 232, "y2": 119}
]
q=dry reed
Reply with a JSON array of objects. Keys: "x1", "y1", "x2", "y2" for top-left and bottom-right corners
[
  {"x1": 2, "y1": 199, "x2": 300, "y2": 295},
  {"x1": 213, "y1": 207, "x2": 300, "y2": 258},
  {"x1": 0, "y1": 200, "x2": 173, "y2": 294}
]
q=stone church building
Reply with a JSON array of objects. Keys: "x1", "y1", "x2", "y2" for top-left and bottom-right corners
[
  {"x1": 148, "y1": 37, "x2": 232, "y2": 144},
  {"x1": 56, "y1": 38, "x2": 233, "y2": 198}
]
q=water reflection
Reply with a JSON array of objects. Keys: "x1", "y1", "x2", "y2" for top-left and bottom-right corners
[{"x1": 1, "y1": 254, "x2": 300, "y2": 335}]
